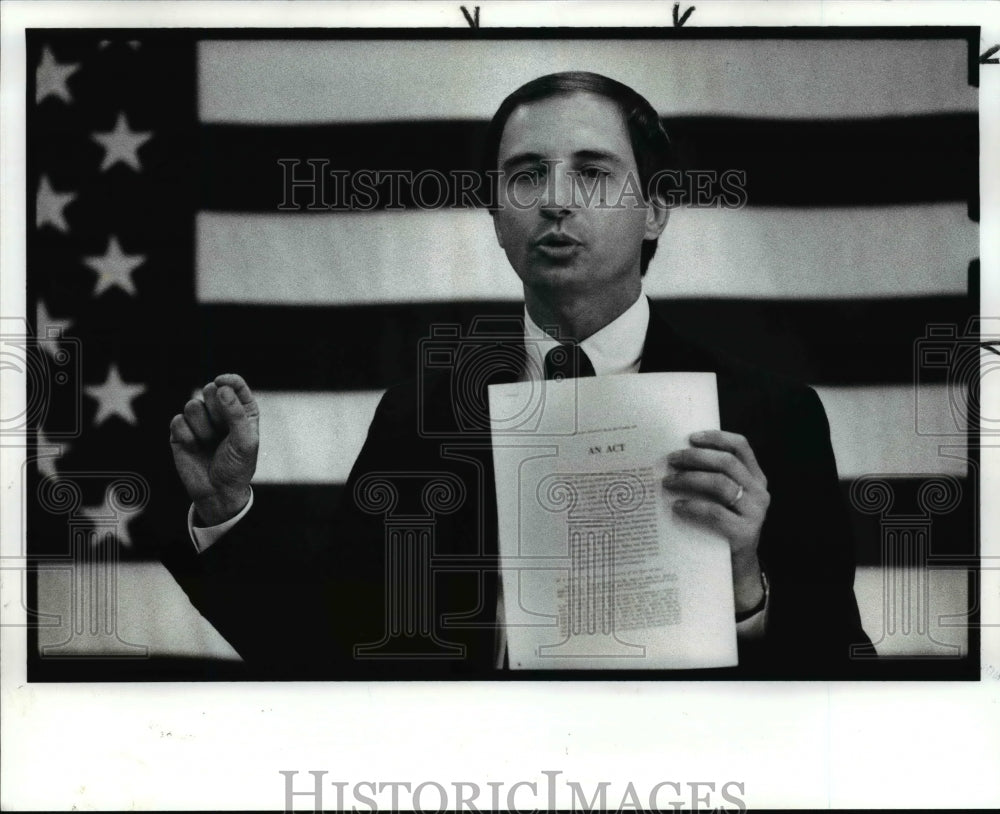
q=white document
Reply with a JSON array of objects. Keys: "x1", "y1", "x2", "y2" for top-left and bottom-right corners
[{"x1": 488, "y1": 373, "x2": 738, "y2": 669}]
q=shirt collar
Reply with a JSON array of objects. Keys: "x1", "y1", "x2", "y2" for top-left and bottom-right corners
[{"x1": 522, "y1": 294, "x2": 649, "y2": 379}]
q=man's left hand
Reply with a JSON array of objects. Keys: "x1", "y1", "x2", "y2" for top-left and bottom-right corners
[{"x1": 663, "y1": 430, "x2": 770, "y2": 614}]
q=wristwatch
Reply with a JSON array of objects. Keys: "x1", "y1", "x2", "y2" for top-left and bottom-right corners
[{"x1": 735, "y1": 569, "x2": 769, "y2": 623}]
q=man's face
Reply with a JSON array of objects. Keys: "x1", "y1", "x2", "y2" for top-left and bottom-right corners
[{"x1": 492, "y1": 91, "x2": 666, "y2": 304}]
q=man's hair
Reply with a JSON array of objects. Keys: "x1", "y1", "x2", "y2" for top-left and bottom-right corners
[{"x1": 481, "y1": 71, "x2": 675, "y2": 276}]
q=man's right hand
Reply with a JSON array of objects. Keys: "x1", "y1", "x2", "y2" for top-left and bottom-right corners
[{"x1": 169, "y1": 373, "x2": 259, "y2": 526}]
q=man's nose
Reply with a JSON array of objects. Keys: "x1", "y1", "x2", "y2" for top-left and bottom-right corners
[{"x1": 539, "y1": 165, "x2": 577, "y2": 217}]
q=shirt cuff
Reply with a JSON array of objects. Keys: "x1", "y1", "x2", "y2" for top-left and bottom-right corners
[
  {"x1": 735, "y1": 570, "x2": 769, "y2": 640},
  {"x1": 187, "y1": 488, "x2": 254, "y2": 553}
]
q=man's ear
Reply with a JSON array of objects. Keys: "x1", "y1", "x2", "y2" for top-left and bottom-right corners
[
  {"x1": 644, "y1": 194, "x2": 669, "y2": 241},
  {"x1": 490, "y1": 210, "x2": 506, "y2": 249}
]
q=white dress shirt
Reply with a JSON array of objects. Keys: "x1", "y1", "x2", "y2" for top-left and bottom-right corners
[{"x1": 523, "y1": 291, "x2": 649, "y2": 379}]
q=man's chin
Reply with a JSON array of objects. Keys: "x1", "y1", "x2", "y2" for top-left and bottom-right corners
[
  {"x1": 522, "y1": 269, "x2": 589, "y2": 296},
  {"x1": 522, "y1": 258, "x2": 587, "y2": 283}
]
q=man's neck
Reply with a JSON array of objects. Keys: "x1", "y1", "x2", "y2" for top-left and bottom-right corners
[{"x1": 524, "y1": 283, "x2": 642, "y2": 342}]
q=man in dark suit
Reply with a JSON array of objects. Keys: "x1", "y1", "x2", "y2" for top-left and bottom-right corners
[{"x1": 167, "y1": 72, "x2": 873, "y2": 678}]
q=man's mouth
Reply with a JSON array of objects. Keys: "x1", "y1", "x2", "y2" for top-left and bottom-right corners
[
  {"x1": 535, "y1": 231, "x2": 581, "y2": 248},
  {"x1": 534, "y1": 232, "x2": 582, "y2": 259}
]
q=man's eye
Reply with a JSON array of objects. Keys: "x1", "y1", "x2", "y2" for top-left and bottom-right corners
[
  {"x1": 512, "y1": 167, "x2": 544, "y2": 183},
  {"x1": 580, "y1": 166, "x2": 610, "y2": 179}
]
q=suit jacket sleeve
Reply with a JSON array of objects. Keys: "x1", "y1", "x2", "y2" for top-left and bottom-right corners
[
  {"x1": 740, "y1": 383, "x2": 875, "y2": 676},
  {"x1": 162, "y1": 387, "x2": 410, "y2": 678}
]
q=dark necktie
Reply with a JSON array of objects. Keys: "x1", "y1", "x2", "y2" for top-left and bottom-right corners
[{"x1": 543, "y1": 344, "x2": 596, "y2": 381}]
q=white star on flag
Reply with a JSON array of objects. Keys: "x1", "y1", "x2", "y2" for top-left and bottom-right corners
[
  {"x1": 91, "y1": 112, "x2": 152, "y2": 172},
  {"x1": 84, "y1": 236, "x2": 146, "y2": 296},
  {"x1": 35, "y1": 430, "x2": 67, "y2": 480},
  {"x1": 79, "y1": 484, "x2": 142, "y2": 547},
  {"x1": 36, "y1": 175, "x2": 76, "y2": 232},
  {"x1": 36, "y1": 300, "x2": 73, "y2": 357},
  {"x1": 84, "y1": 364, "x2": 147, "y2": 426},
  {"x1": 36, "y1": 45, "x2": 80, "y2": 104}
]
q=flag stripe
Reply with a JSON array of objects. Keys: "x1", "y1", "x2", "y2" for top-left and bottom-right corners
[
  {"x1": 195, "y1": 205, "x2": 975, "y2": 305},
  {"x1": 853, "y1": 566, "x2": 969, "y2": 657},
  {"x1": 35, "y1": 562, "x2": 240, "y2": 660},
  {"x1": 815, "y1": 385, "x2": 968, "y2": 479},
  {"x1": 194, "y1": 295, "x2": 973, "y2": 390},
  {"x1": 198, "y1": 39, "x2": 976, "y2": 124},
  {"x1": 247, "y1": 476, "x2": 974, "y2": 567},
  {"x1": 255, "y1": 391, "x2": 384, "y2": 484},
  {"x1": 199, "y1": 114, "x2": 977, "y2": 212},
  {"x1": 252, "y1": 384, "x2": 965, "y2": 484}
]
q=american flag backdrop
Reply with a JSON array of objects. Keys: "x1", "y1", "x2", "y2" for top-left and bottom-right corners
[{"x1": 27, "y1": 30, "x2": 979, "y2": 678}]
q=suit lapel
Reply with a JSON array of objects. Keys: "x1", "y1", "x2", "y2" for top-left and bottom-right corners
[
  {"x1": 638, "y1": 300, "x2": 757, "y2": 438},
  {"x1": 639, "y1": 299, "x2": 717, "y2": 374}
]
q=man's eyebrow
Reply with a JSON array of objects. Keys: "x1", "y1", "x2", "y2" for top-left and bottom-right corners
[
  {"x1": 571, "y1": 149, "x2": 623, "y2": 164},
  {"x1": 500, "y1": 152, "x2": 544, "y2": 170}
]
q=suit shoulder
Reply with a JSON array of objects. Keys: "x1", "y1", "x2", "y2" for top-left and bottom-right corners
[
  {"x1": 666, "y1": 324, "x2": 814, "y2": 402},
  {"x1": 366, "y1": 369, "x2": 454, "y2": 434}
]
